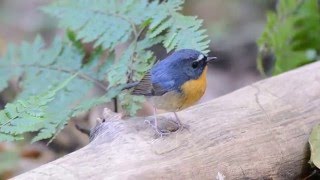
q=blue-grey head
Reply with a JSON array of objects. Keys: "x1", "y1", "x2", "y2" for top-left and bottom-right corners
[{"x1": 153, "y1": 49, "x2": 217, "y2": 80}]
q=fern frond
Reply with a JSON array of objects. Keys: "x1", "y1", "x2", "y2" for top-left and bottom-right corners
[
  {"x1": 0, "y1": 44, "x2": 22, "y2": 92},
  {"x1": 118, "y1": 93, "x2": 145, "y2": 116},
  {"x1": 0, "y1": 0, "x2": 211, "y2": 142},
  {"x1": 161, "y1": 14, "x2": 209, "y2": 53},
  {"x1": 42, "y1": 0, "x2": 142, "y2": 49},
  {"x1": 0, "y1": 36, "x2": 124, "y2": 142},
  {"x1": 43, "y1": 0, "x2": 210, "y2": 53},
  {"x1": 257, "y1": 0, "x2": 320, "y2": 75},
  {"x1": 71, "y1": 85, "x2": 125, "y2": 116},
  {"x1": 0, "y1": 133, "x2": 23, "y2": 142},
  {"x1": 41, "y1": 0, "x2": 210, "y2": 118},
  {"x1": 0, "y1": 75, "x2": 76, "y2": 142}
]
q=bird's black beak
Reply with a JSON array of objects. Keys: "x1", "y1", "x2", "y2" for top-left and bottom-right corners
[{"x1": 206, "y1": 56, "x2": 217, "y2": 63}]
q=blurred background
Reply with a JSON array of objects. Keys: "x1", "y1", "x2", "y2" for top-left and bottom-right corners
[{"x1": 0, "y1": 0, "x2": 276, "y2": 178}]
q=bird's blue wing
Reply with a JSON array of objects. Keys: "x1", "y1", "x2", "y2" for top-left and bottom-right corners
[
  {"x1": 130, "y1": 71, "x2": 174, "y2": 96},
  {"x1": 131, "y1": 62, "x2": 178, "y2": 96},
  {"x1": 150, "y1": 68, "x2": 176, "y2": 93}
]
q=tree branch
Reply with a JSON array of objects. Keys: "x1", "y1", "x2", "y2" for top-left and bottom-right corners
[{"x1": 13, "y1": 62, "x2": 320, "y2": 179}]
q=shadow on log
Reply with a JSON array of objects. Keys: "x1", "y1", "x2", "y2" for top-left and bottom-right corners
[{"x1": 14, "y1": 62, "x2": 320, "y2": 179}]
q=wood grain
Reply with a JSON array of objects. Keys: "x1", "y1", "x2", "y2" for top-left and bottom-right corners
[{"x1": 13, "y1": 62, "x2": 320, "y2": 180}]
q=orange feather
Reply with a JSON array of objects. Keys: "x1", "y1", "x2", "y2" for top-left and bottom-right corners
[{"x1": 180, "y1": 66, "x2": 207, "y2": 109}]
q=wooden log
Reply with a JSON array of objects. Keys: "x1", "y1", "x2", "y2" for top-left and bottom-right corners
[{"x1": 13, "y1": 62, "x2": 320, "y2": 179}]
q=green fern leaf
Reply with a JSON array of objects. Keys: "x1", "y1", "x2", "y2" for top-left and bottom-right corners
[
  {"x1": 31, "y1": 126, "x2": 55, "y2": 143},
  {"x1": 162, "y1": 14, "x2": 209, "y2": 53},
  {"x1": 42, "y1": 0, "x2": 134, "y2": 49},
  {"x1": 119, "y1": 92, "x2": 145, "y2": 116},
  {"x1": 41, "y1": 0, "x2": 210, "y2": 117},
  {"x1": 0, "y1": 0, "x2": 211, "y2": 142},
  {"x1": 43, "y1": 0, "x2": 210, "y2": 53},
  {"x1": 0, "y1": 133, "x2": 23, "y2": 142},
  {"x1": 0, "y1": 44, "x2": 23, "y2": 92},
  {"x1": 0, "y1": 74, "x2": 76, "y2": 142},
  {"x1": 257, "y1": 0, "x2": 320, "y2": 75}
]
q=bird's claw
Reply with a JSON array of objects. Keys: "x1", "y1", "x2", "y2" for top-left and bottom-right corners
[
  {"x1": 169, "y1": 114, "x2": 190, "y2": 132},
  {"x1": 144, "y1": 119, "x2": 171, "y2": 138},
  {"x1": 168, "y1": 120, "x2": 190, "y2": 132}
]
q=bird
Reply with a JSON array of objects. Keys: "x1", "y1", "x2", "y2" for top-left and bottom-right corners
[{"x1": 128, "y1": 49, "x2": 217, "y2": 136}]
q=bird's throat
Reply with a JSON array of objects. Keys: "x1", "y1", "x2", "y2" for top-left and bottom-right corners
[{"x1": 180, "y1": 66, "x2": 207, "y2": 109}]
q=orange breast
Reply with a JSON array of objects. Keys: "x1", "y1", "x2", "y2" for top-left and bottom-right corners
[
  {"x1": 180, "y1": 66, "x2": 207, "y2": 109},
  {"x1": 150, "y1": 66, "x2": 208, "y2": 112}
]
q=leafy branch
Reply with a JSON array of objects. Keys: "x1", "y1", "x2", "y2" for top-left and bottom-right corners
[
  {"x1": 257, "y1": 0, "x2": 320, "y2": 75},
  {"x1": 19, "y1": 63, "x2": 108, "y2": 91},
  {"x1": 258, "y1": 0, "x2": 320, "y2": 175},
  {"x1": 0, "y1": 0, "x2": 210, "y2": 142},
  {"x1": 0, "y1": 74, "x2": 76, "y2": 142}
]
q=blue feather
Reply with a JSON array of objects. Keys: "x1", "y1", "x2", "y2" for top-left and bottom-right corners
[{"x1": 150, "y1": 49, "x2": 202, "y2": 92}]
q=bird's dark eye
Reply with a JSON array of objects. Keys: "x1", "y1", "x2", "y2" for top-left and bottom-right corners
[
  {"x1": 192, "y1": 61, "x2": 199, "y2": 69},
  {"x1": 202, "y1": 56, "x2": 207, "y2": 61}
]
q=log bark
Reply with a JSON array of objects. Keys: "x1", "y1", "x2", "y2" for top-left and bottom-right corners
[{"x1": 14, "y1": 62, "x2": 320, "y2": 180}]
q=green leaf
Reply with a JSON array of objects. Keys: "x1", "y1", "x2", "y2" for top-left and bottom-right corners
[
  {"x1": 119, "y1": 92, "x2": 145, "y2": 116},
  {"x1": 0, "y1": 44, "x2": 22, "y2": 92},
  {"x1": 0, "y1": 74, "x2": 76, "y2": 142},
  {"x1": 160, "y1": 14, "x2": 210, "y2": 53},
  {"x1": 0, "y1": 0, "x2": 212, "y2": 142},
  {"x1": 42, "y1": 0, "x2": 135, "y2": 49},
  {"x1": 309, "y1": 124, "x2": 320, "y2": 168},
  {"x1": 43, "y1": 0, "x2": 210, "y2": 53},
  {"x1": 71, "y1": 85, "x2": 123, "y2": 117},
  {"x1": 0, "y1": 133, "x2": 23, "y2": 142},
  {"x1": 257, "y1": 0, "x2": 320, "y2": 75},
  {"x1": 0, "y1": 151, "x2": 19, "y2": 174}
]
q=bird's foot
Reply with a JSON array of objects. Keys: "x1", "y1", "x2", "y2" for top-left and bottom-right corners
[
  {"x1": 169, "y1": 113, "x2": 190, "y2": 132},
  {"x1": 168, "y1": 119, "x2": 190, "y2": 132},
  {"x1": 144, "y1": 119, "x2": 171, "y2": 138}
]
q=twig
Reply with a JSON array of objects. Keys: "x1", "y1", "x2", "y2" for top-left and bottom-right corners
[
  {"x1": 113, "y1": 97, "x2": 118, "y2": 113},
  {"x1": 19, "y1": 64, "x2": 108, "y2": 92},
  {"x1": 92, "y1": 10, "x2": 138, "y2": 38},
  {"x1": 126, "y1": 25, "x2": 149, "y2": 82},
  {"x1": 75, "y1": 124, "x2": 90, "y2": 136},
  {"x1": 302, "y1": 169, "x2": 318, "y2": 180}
]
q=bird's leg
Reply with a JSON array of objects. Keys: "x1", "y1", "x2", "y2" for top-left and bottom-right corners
[
  {"x1": 144, "y1": 107, "x2": 170, "y2": 137},
  {"x1": 171, "y1": 112, "x2": 190, "y2": 131}
]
